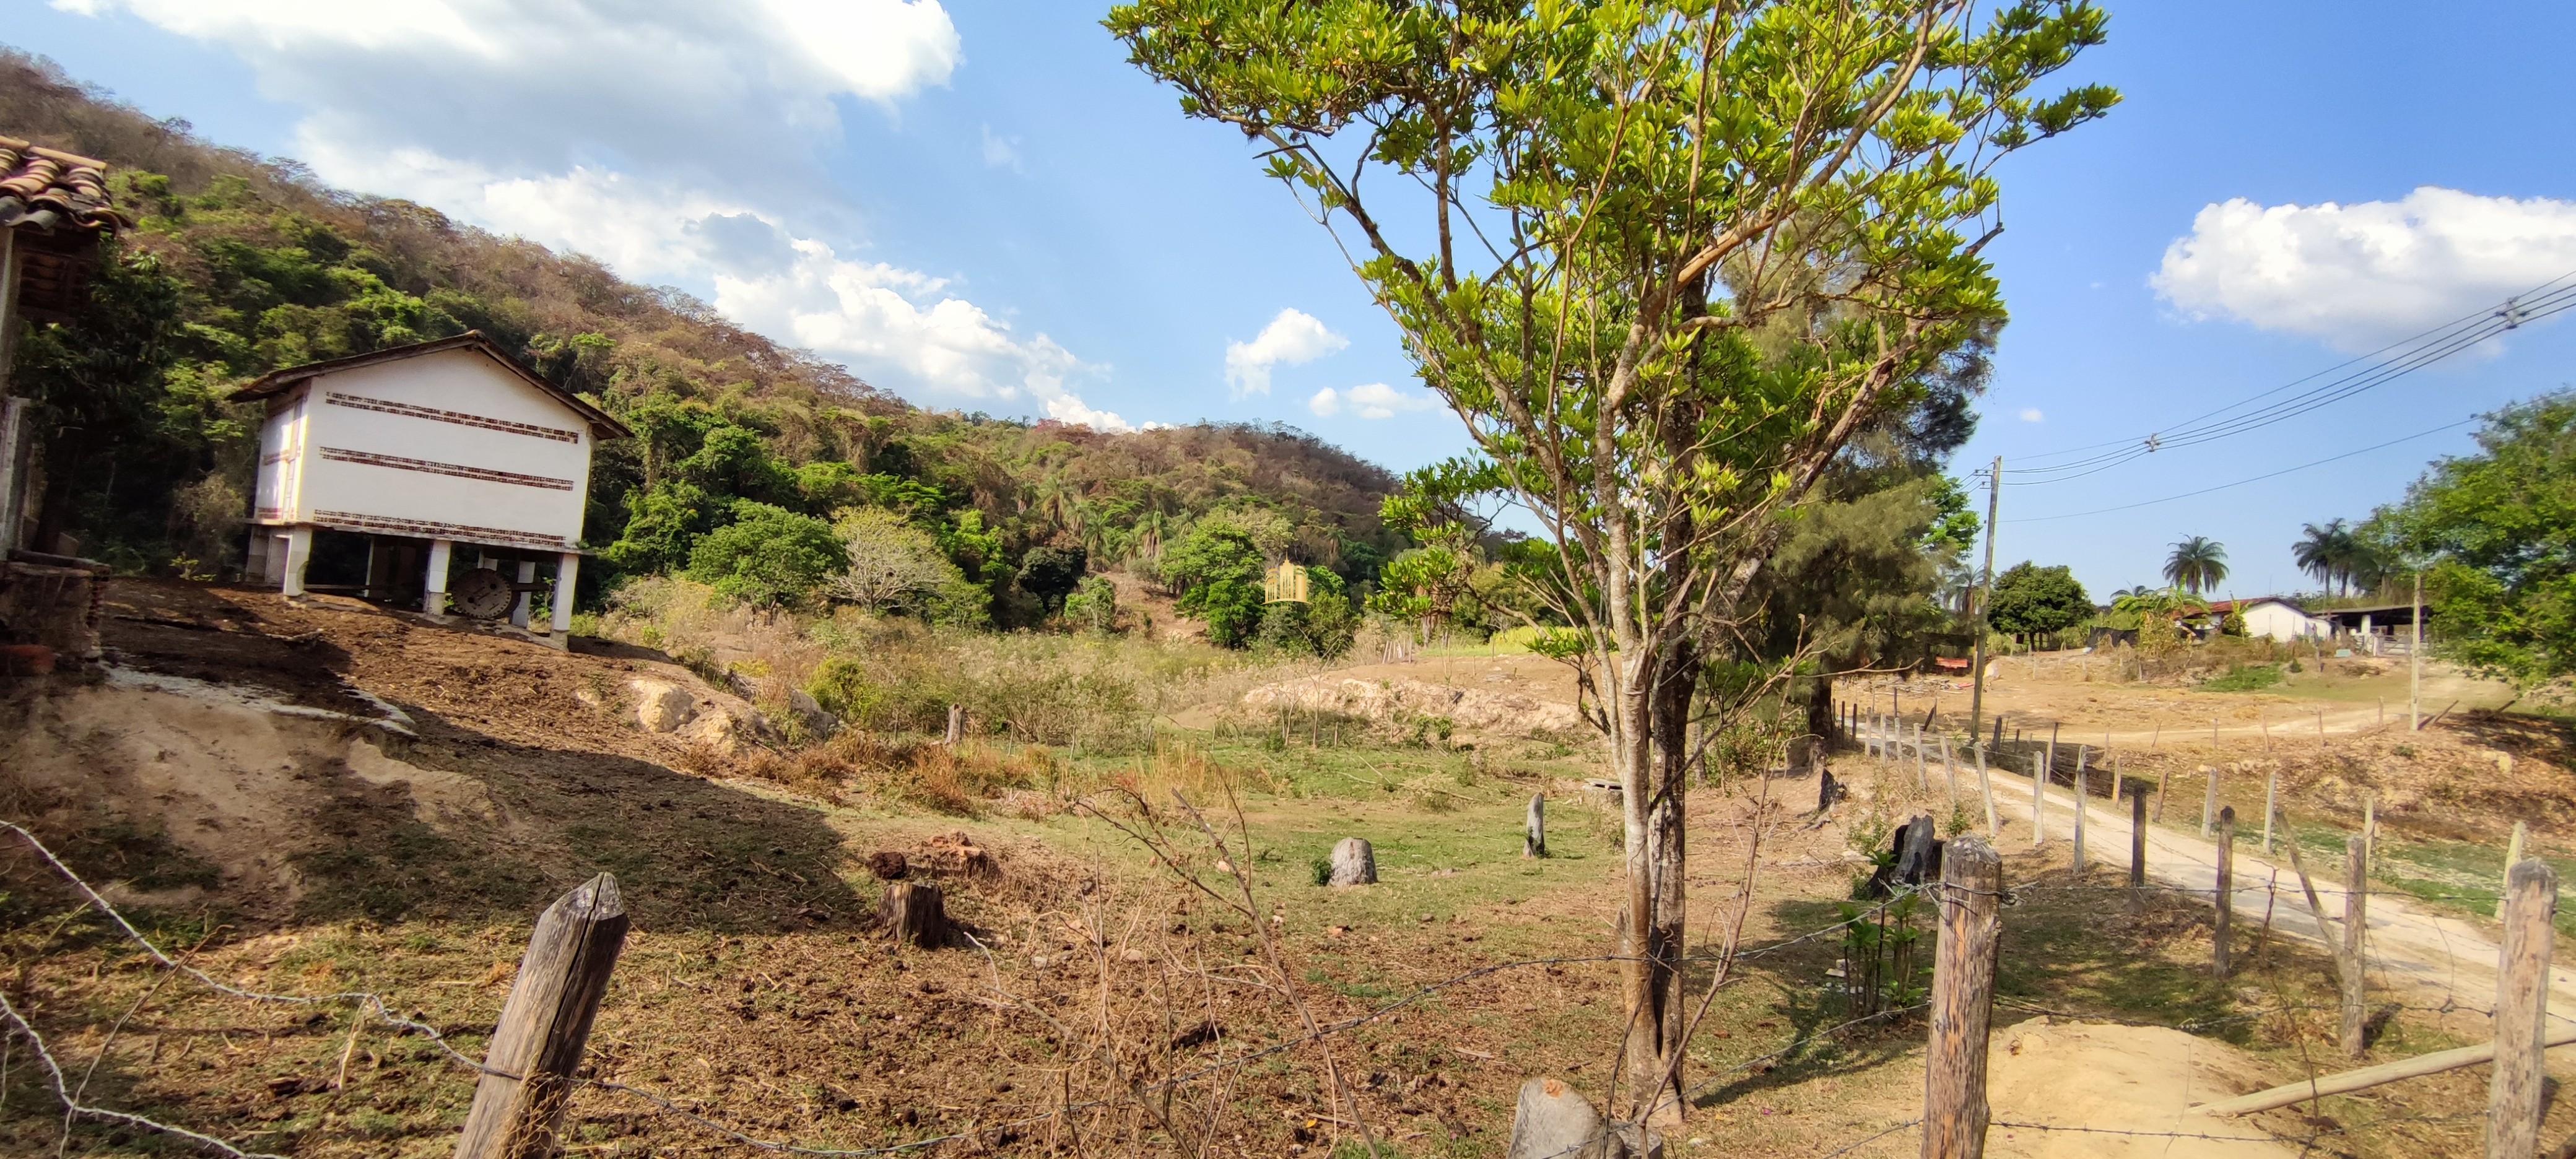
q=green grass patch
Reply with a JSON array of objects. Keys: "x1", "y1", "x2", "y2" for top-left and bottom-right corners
[{"x1": 2196, "y1": 663, "x2": 2283, "y2": 693}]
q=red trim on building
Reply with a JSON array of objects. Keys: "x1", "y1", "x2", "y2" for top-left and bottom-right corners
[
  {"x1": 318, "y1": 446, "x2": 574, "y2": 491},
  {"x1": 324, "y1": 391, "x2": 581, "y2": 444}
]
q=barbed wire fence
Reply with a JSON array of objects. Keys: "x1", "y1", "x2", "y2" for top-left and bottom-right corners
[{"x1": 0, "y1": 779, "x2": 2551, "y2": 1158}]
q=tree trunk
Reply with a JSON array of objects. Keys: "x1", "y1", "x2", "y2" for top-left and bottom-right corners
[{"x1": 1619, "y1": 641, "x2": 1695, "y2": 1130}]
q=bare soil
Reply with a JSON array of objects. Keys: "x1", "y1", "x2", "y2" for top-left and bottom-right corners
[{"x1": 0, "y1": 586, "x2": 2556, "y2": 1157}]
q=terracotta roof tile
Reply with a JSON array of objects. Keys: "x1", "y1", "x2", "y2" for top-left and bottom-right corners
[{"x1": 0, "y1": 135, "x2": 128, "y2": 234}]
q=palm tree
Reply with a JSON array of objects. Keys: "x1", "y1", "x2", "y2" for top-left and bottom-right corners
[
  {"x1": 2292, "y1": 520, "x2": 2348, "y2": 594},
  {"x1": 2163, "y1": 536, "x2": 2229, "y2": 595}
]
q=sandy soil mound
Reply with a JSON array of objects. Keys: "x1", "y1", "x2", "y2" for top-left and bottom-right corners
[
  {"x1": 1240, "y1": 672, "x2": 1586, "y2": 737},
  {"x1": 1986, "y1": 1020, "x2": 2291, "y2": 1159}
]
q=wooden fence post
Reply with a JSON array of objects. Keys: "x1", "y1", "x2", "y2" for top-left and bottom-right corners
[
  {"x1": 1975, "y1": 745, "x2": 1998, "y2": 840},
  {"x1": 2201, "y1": 765, "x2": 2220, "y2": 838},
  {"x1": 944, "y1": 704, "x2": 965, "y2": 745},
  {"x1": 2490, "y1": 859, "x2": 2559, "y2": 1159},
  {"x1": 2497, "y1": 821, "x2": 2526, "y2": 919},
  {"x1": 2029, "y1": 753, "x2": 2046, "y2": 848},
  {"x1": 2213, "y1": 807, "x2": 2234, "y2": 979},
  {"x1": 1914, "y1": 721, "x2": 1930, "y2": 791},
  {"x1": 456, "y1": 874, "x2": 629, "y2": 1159},
  {"x1": 1921, "y1": 836, "x2": 2001, "y2": 1159},
  {"x1": 1943, "y1": 734, "x2": 1958, "y2": 804},
  {"x1": 2071, "y1": 747, "x2": 2089, "y2": 876},
  {"x1": 2262, "y1": 768, "x2": 2277, "y2": 853},
  {"x1": 2340, "y1": 835, "x2": 2369, "y2": 1057},
  {"x1": 2130, "y1": 788, "x2": 2150, "y2": 892},
  {"x1": 1524, "y1": 794, "x2": 1546, "y2": 859}
]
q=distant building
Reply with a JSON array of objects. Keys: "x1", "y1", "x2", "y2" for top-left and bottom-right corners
[
  {"x1": 232, "y1": 332, "x2": 631, "y2": 637},
  {"x1": 2204, "y1": 596, "x2": 2330, "y2": 643}
]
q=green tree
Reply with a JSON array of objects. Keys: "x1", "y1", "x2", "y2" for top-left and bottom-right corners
[
  {"x1": 1160, "y1": 523, "x2": 1268, "y2": 646},
  {"x1": 827, "y1": 507, "x2": 962, "y2": 614},
  {"x1": 2367, "y1": 393, "x2": 2576, "y2": 685},
  {"x1": 1112, "y1": 0, "x2": 2112, "y2": 1115},
  {"x1": 1017, "y1": 544, "x2": 1090, "y2": 613},
  {"x1": 1988, "y1": 562, "x2": 2091, "y2": 643},
  {"x1": 2163, "y1": 535, "x2": 2228, "y2": 596},
  {"x1": 684, "y1": 501, "x2": 847, "y2": 609}
]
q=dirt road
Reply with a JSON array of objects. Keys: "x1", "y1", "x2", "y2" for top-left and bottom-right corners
[{"x1": 1894, "y1": 732, "x2": 2576, "y2": 1025}]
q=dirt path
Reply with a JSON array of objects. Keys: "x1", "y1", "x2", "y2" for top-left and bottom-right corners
[{"x1": 1900, "y1": 737, "x2": 2576, "y2": 1025}]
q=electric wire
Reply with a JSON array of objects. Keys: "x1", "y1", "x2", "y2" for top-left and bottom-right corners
[
  {"x1": 1994, "y1": 271, "x2": 2576, "y2": 484},
  {"x1": 2001, "y1": 417, "x2": 2478, "y2": 523}
]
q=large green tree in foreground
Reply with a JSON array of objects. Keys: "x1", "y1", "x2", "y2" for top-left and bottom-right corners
[
  {"x1": 1111, "y1": 0, "x2": 2112, "y2": 1124},
  {"x1": 2367, "y1": 393, "x2": 2576, "y2": 687}
]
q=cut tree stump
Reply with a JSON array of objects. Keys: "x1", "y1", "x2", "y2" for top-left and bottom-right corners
[
  {"x1": 1329, "y1": 838, "x2": 1377, "y2": 887},
  {"x1": 1524, "y1": 796, "x2": 1546, "y2": 859},
  {"x1": 878, "y1": 882, "x2": 953, "y2": 948},
  {"x1": 1503, "y1": 1076, "x2": 1662, "y2": 1158}
]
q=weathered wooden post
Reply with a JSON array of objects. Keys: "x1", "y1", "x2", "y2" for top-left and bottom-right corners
[
  {"x1": 1942, "y1": 734, "x2": 1959, "y2": 804},
  {"x1": 2029, "y1": 752, "x2": 2046, "y2": 848},
  {"x1": 1990, "y1": 714, "x2": 2003, "y2": 751},
  {"x1": 2498, "y1": 821, "x2": 2528, "y2": 919},
  {"x1": 2490, "y1": 859, "x2": 2559, "y2": 1159},
  {"x1": 2340, "y1": 835, "x2": 2369, "y2": 1058},
  {"x1": 1523, "y1": 795, "x2": 1546, "y2": 859},
  {"x1": 456, "y1": 874, "x2": 629, "y2": 1159},
  {"x1": 1921, "y1": 836, "x2": 2001, "y2": 1159},
  {"x1": 2130, "y1": 787, "x2": 2150, "y2": 892},
  {"x1": 2277, "y1": 815, "x2": 2367, "y2": 1060},
  {"x1": 2213, "y1": 807, "x2": 2234, "y2": 978},
  {"x1": 1975, "y1": 745, "x2": 1998, "y2": 839},
  {"x1": 2071, "y1": 747, "x2": 2089, "y2": 875},
  {"x1": 2261, "y1": 768, "x2": 2277, "y2": 853},
  {"x1": 944, "y1": 704, "x2": 965, "y2": 745},
  {"x1": 2200, "y1": 765, "x2": 2220, "y2": 838}
]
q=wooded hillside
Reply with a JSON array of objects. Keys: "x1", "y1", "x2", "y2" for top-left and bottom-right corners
[{"x1": 0, "y1": 50, "x2": 1403, "y2": 627}]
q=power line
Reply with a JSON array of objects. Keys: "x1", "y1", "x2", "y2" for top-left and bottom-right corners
[
  {"x1": 1997, "y1": 270, "x2": 2576, "y2": 483},
  {"x1": 2002, "y1": 417, "x2": 2476, "y2": 523}
]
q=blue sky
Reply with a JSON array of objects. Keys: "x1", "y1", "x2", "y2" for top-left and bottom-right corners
[{"x1": 9, "y1": 1, "x2": 2576, "y2": 599}]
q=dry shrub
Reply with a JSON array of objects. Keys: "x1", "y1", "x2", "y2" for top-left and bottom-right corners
[{"x1": 1399, "y1": 775, "x2": 1463, "y2": 812}]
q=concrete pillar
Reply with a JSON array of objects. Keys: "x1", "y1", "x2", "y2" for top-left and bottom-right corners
[
  {"x1": 424, "y1": 538, "x2": 453, "y2": 614},
  {"x1": 510, "y1": 559, "x2": 536, "y2": 627},
  {"x1": 265, "y1": 535, "x2": 289, "y2": 588},
  {"x1": 552, "y1": 552, "x2": 580, "y2": 635},
  {"x1": 244, "y1": 531, "x2": 269, "y2": 583},
  {"x1": 279, "y1": 526, "x2": 313, "y2": 597}
]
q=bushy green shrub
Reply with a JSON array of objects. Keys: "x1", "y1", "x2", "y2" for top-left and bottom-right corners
[{"x1": 685, "y1": 501, "x2": 848, "y2": 609}]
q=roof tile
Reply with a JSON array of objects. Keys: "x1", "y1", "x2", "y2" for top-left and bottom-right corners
[{"x1": 0, "y1": 135, "x2": 128, "y2": 234}]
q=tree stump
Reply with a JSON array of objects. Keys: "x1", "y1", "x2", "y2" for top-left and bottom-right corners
[
  {"x1": 878, "y1": 882, "x2": 952, "y2": 948},
  {"x1": 1524, "y1": 796, "x2": 1546, "y2": 859},
  {"x1": 1328, "y1": 838, "x2": 1377, "y2": 886},
  {"x1": 1504, "y1": 1075, "x2": 1662, "y2": 1158},
  {"x1": 867, "y1": 851, "x2": 909, "y2": 881}
]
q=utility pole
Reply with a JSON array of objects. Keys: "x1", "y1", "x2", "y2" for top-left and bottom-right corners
[
  {"x1": 2409, "y1": 569, "x2": 2422, "y2": 731},
  {"x1": 1967, "y1": 456, "x2": 2001, "y2": 744}
]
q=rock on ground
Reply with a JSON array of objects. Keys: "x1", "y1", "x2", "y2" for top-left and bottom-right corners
[{"x1": 1328, "y1": 837, "x2": 1377, "y2": 887}]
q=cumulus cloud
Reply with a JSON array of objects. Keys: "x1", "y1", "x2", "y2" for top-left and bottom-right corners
[
  {"x1": 2152, "y1": 187, "x2": 2576, "y2": 351},
  {"x1": 2018, "y1": 408, "x2": 2044, "y2": 423},
  {"x1": 1224, "y1": 309, "x2": 1347, "y2": 397},
  {"x1": 44, "y1": 0, "x2": 1156, "y2": 427},
  {"x1": 1308, "y1": 383, "x2": 1438, "y2": 420}
]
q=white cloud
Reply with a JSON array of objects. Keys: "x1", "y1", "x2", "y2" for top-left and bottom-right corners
[
  {"x1": 2152, "y1": 187, "x2": 2576, "y2": 351},
  {"x1": 1309, "y1": 383, "x2": 1438, "y2": 420},
  {"x1": 980, "y1": 125, "x2": 1022, "y2": 171},
  {"x1": 52, "y1": 0, "x2": 1155, "y2": 427},
  {"x1": 1224, "y1": 309, "x2": 1347, "y2": 396},
  {"x1": 2018, "y1": 408, "x2": 2045, "y2": 423}
]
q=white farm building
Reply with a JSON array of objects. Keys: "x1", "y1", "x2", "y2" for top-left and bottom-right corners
[{"x1": 235, "y1": 332, "x2": 630, "y2": 635}]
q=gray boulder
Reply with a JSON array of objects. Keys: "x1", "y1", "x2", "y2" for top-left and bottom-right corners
[{"x1": 1327, "y1": 837, "x2": 1377, "y2": 887}]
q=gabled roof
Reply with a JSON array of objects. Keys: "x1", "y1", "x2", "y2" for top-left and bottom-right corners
[
  {"x1": 2206, "y1": 596, "x2": 2307, "y2": 614},
  {"x1": 0, "y1": 137, "x2": 127, "y2": 233},
  {"x1": 233, "y1": 332, "x2": 633, "y2": 440}
]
